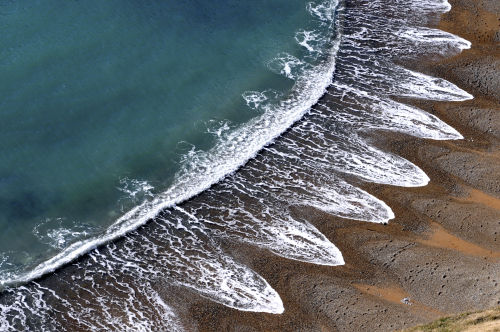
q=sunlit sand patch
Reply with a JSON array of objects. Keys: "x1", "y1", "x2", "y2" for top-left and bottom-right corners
[
  {"x1": 417, "y1": 222, "x2": 500, "y2": 259},
  {"x1": 353, "y1": 283, "x2": 444, "y2": 317}
]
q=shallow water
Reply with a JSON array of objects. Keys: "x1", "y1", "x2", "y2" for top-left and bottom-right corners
[{"x1": 0, "y1": 0, "x2": 473, "y2": 330}]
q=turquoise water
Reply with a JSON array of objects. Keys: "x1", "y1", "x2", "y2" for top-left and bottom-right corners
[{"x1": 0, "y1": 1, "x2": 326, "y2": 279}]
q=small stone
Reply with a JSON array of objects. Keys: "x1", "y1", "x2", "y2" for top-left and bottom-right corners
[{"x1": 401, "y1": 297, "x2": 412, "y2": 305}]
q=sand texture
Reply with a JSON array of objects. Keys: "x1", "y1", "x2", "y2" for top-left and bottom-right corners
[{"x1": 184, "y1": 0, "x2": 500, "y2": 330}]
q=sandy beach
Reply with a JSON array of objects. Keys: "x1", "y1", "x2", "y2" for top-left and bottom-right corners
[{"x1": 184, "y1": 0, "x2": 500, "y2": 330}]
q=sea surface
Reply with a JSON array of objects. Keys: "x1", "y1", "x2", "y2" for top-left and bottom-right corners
[
  {"x1": 0, "y1": 0, "x2": 324, "y2": 282},
  {"x1": 0, "y1": 0, "x2": 473, "y2": 330}
]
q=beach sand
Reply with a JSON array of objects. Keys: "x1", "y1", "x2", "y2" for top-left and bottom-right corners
[{"x1": 184, "y1": 0, "x2": 500, "y2": 330}]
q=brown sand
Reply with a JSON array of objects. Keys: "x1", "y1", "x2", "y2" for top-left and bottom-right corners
[
  {"x1": 459, "y1": 188, "x2": 500, "y2": 211},
  {"x1": 416, "y1": 221, "x2": 500, "y2": 259},
  {"x1": 353, "y1": 283, "x2": 444, "y2": 317},
  {"x1": 184, "y1": 0, "x2": 500, "y2": 331}
]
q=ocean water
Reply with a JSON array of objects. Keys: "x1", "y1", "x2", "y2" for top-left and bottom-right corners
[
  {"x1": 0, "y1": 0, "x2": 322, "y2": 281},
  {"x1": 0, "y1": 0, "x2": 474, "y2": 330}
]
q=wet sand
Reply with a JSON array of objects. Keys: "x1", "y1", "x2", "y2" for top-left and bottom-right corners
[{"x1": 185, "y1": 0, "x2": 500, "y2": 330}]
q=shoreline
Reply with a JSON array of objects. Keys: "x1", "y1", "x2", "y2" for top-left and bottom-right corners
[
  {"x1": 0, "y1": 0, "x2": 497, "y2": 330},
  {"x1": 186, "y1": 0, "x2": 500, "y2": 330}
]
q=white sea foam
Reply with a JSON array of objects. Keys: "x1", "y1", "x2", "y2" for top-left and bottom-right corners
[
  {"x1": 33, "y1": 218, "x2": 96, "y2": 250},
  {"x1": 307, "y1": 0, "x2": 337, "y2": 22},
  {"x1": 143, "y1": 208, "x2": 286, "y2": 313},
  {"x1": 242, "y1": 91, "x2": 268, "y2": 110},
  {"x1": 1, "y1": 211, "x2": 285, "y2": 330},
  {"x1": 409, "y1": 0, "x2": 452, "y2": 13},
  {"x1": 295, "y1": 30, "x2": 322, "y2": 53},
  {"x1": 184, "y1": 176, "x2": 346, "y2": 265},
  {"x1": 324, "y1": 86, "x2": 463, "y2": 140},
  {"x1": 0, "y1": 273, "x2": 185, "y2": 331},
  {"x1": 267, "y1": 53, "x2": 309, "y2": 80},
  {"x1": 117, "y1": 178, "x2": 155, "y2": 201},
  {"x1": 242, "y1": 90, "x2": 283, "y2": 112},
  {"x1": 398, "y1": 27, "x2": 471, "y2": 51},
  {"x1": 205, "y1": 119, "x2": 232, "y2": 138}
]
